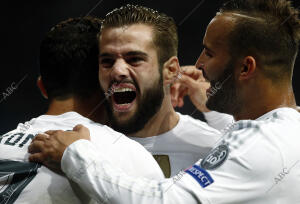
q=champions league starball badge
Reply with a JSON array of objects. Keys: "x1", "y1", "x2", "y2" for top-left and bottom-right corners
[{"x1": 200, "y1": 144, "x2": 229, "y2": 170}]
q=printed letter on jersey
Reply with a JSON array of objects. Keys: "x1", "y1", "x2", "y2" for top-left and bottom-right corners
[{"x1": 185, "y1": 165, "x2": 214, "y2": 188}]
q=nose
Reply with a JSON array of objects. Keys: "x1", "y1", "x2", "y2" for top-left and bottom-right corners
[
  {"x1": 195, "y1": 50, "x2": 205, "y2": 70},
  {"x1": 111, "y1": 59, "x2": 130, "y2": 82}
]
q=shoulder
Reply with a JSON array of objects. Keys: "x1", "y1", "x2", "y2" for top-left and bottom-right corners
[
  {"x1": 176, "y1": 112, "x2": 221, "y2": 135},
  {"x1": 225, "y1": 108, "x2": 300, "y2": 141},
  {"x1": 182, "y1": 109, "x2": 300, "y2": 203},
  {"x1": 165, "y1": 112, "x2": 222, "y2": 147},
  {"x1": 221, "y1": 108, "x2": 300, "y2": 160}
]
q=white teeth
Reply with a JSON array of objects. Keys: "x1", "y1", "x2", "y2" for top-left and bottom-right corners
[
  {"x1": 119, "y1": 103, "x2": 131, "y2": 105},
  {"x1": 113, "y1": 88, "x2": 134, "y2": 93}
]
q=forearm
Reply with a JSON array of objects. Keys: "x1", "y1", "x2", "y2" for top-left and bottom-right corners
[{"x1": 61, "y1": 140, "x2": 197, "y2": 204}]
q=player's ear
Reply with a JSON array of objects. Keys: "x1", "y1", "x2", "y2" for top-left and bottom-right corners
[
  {"x1": 37, "y1": 76, "x2": 48, "y2": 99},
  {"x1": 163, "y1": 56, "x2": 180, "y2": 86},
  {"x1": 238, "y1": 56, "x2": 256, "y2": 81}
]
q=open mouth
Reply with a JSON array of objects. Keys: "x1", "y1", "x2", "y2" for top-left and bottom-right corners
[
  {"x1": 111, "y1": 84, "x2": 137, "y2": 112},
  {"x1": 113, "y1": 88, "x2": 136, "y2": 104}
]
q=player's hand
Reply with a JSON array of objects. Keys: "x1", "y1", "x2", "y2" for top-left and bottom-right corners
[
  {"x1": 28, "y1": 124, "x2": 90, "y2": 173},
  {"x1": 171, "y1": 65, "x2": 210, "y2": 112}
]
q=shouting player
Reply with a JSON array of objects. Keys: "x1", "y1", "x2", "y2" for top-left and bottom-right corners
[{"x1": 97, "y1": 5, "x2": 231, "y2": 177}]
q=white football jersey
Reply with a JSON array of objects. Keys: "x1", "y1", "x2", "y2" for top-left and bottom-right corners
[
  {"x1": 0, "y1": 112, "x2": 164, "y2": 204},
  {"x1": 61, "y1": 107, "x2": 300, "y2": 204},
  {"x1": 128, "y1": 112, "x2": 222, "y2": 177},
  {"x1": 203, "y1": 111, "x2": 234, "y2": 131}
]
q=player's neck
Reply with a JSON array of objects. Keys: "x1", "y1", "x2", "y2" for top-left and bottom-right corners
[
  {"x1": 234, "y1": 83, "x2": 296, "y2": 121},
  {"x1": 129, "y1": 96, "x2": 179, "y2": 138},
  {"x1": 46, "y1": 94, "x2": 107, "y2": 124}
]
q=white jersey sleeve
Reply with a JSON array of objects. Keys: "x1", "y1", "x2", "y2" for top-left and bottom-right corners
[
  {"x1": 61, "y1": 139, "x2": 181, "y2": 204},
  {"x1": 203, "y1": 111, "x2": 234, "y2": 131},
  {"x1": 87, "y1": 124, "x2": 164, "y2": 181},
  {"x1": 61, "y1": 108, "x2": 300, "y2": 204}
]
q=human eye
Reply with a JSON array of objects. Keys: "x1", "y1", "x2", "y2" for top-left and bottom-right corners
[
  {"x1": 204, "y1": 49, "x2": 213, "y2": 57},
  {"x1": 100, "y1": 58, "x2": 115, "y2": 68},
  {"x1": 126, "y1": 56, "x2": 144, "y2": 66}
]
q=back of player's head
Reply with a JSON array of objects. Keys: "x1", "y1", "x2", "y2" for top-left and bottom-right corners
[
  {"x1": 39, "y1": 17, "x2": 101, "y2": 100},
  {"x1": 100, "y1": 4, "x2": 178, "y2": 67},
  {"x1": 220, "y1": 0, "x2": 300, "y2": 81}
]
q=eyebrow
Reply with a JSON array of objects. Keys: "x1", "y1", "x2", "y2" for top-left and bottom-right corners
[
  {"x1": 124, "y1": 51, "x2": 148, "y2": 58},
  {"x1": 99, "y1": 53, "x2": 114, "y2": 58},
  {"x1": 99, "y1": 51, "x2": 148, "y2": 58}
]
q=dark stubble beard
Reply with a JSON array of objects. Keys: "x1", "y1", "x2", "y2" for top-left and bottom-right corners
[
  {"x1": 105, "y1": 71, "x2": 164, "y2": 135},
  {"x1": 206, "y1": 58, "x2": 241, "y2": 115}
]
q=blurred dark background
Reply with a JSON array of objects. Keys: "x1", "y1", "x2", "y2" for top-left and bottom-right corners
[{"x1": 1, "y1": 0, "x2": 300, "y2": 134}]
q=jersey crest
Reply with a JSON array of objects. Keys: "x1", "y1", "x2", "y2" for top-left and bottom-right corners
[
  {"x1": 153, "y1": 155, "x2": 171, "y2": 178},
  {"x1": 200, "y1": 144, "x2": 229, "y2": 170}
]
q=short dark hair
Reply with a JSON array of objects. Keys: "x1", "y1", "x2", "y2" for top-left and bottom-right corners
[
  {"x1": 220, "y1": 0, "x2": 300, "y2": 81},
  {"x1": 39, "y1": 17, "x2": 102, "y2": 100},
  {"x1": 100, "y1": 4, "x2": 178, "y2": 66}
]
